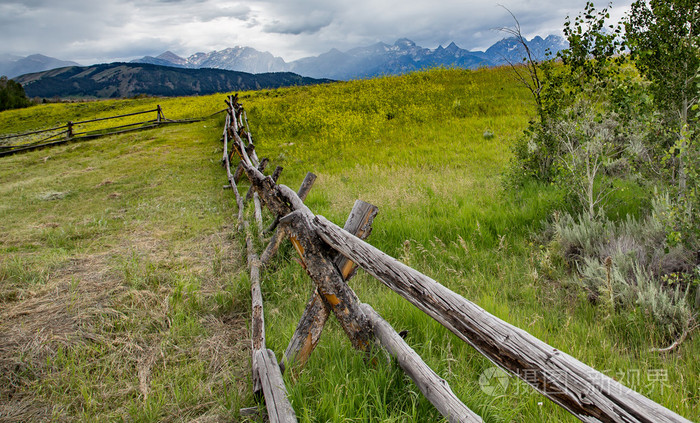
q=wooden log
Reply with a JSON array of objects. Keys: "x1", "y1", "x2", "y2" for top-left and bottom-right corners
[
  {"x1": 254, "y1": 192, "x2": 263, "y2": 234},
  {"x1": 296, "y1": 173, "x2": 317, "y2": 202},
  {"x1": 227, "y1": 96, "x2": 292, "y2": 421},
  {"x1": 249, "y1": 236, "x2": 263, "y2": 350},
  {"x1": 254, "y1": 348, "x2": 298, "y2": 423},
  {"x1": 264, "y1": 218, "x2": 282, "y2": 237},
  {"x1": 333, "y1": 200, "x2": 377, "y2": 279},
  {"x1": 280, "y1": 290, "x2": 329, "y2": 373},
  {"x1": 265, "y1": 172, "x2": 316, "y2": 235},
  {"x1": 243, "y1": 110, "x2": 252, "y2": 135},
  {"x1": 240, "y1": 112, "x2": 259, "y2": 166},
  {"x1": 246, "y1": 219, "x2": 265, "y2": 394},
  {"x1": 260, "y1": 226, "x2": 288, "y2": 266},
  {"x1": 0, "y1": 123, "x2": 67, "y2": 141},
  {"x1": 271, "y1": 166, "x2": 283, "y2": 183},
  {"x1": 281, "y1": 200, "x2": 378, "y2": 372},
  {"x1": 233, "y1": 162, "x2": 245, "y2": 184},
  {"x1": 246, "y1": 158, "x2": 270, "y2": 203},
  {"x1": 227, "y1": 123, "x2": 239, "y2": 164},
  {"x1": 245, "y1": 130, "x2": 256, "y2": 157},
  {"x1": 280, "y1": 210, "x2": 372, "y2": 353},
  {"x1": 229, "y1": 98, "x2": 261, "y2": 168},
  {"x1": 313, "y1": 216, "x2": 692, "y2": 423},
  {"x1": 222, "y1": 127, "x2": 245, "y2": 228},
  {"x1": 226, "y1": 96, "x2": 235, "y2": 120},
  {"x1": 245, "y1": 142, "x2": 260, "y2": 167},
  {"x1": 230, "y1": 134, "x2": 297, "y2": 218},
  {"x1": 361, "y1": 303, "x2": 482, "y2": 423},
  {"x1": 261, "y1": 172, "x2": 316, "y2": 263},
  {"x1": 261, "y1": 166, "x2": 285, "y2": 233},
  {"x1": 222, "y1": 114, "x2": 231, "y2": 163},
  {"x1": 229, "y1": 107, "x2": 260, "y2": 168},
  {"x1": 71, "y1": 107, "x2": 160, "y2": 125},
  {"x1": 231, "y1": 128, "x2": 375, "y2": 359}
]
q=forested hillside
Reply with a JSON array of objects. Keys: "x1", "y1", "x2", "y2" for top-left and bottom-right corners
[{"x1": 14, "y1": 63, "x2": 331, "y2": 99}]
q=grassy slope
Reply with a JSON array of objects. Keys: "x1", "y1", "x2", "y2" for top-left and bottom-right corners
[
  {"x1": 241, "y1": 68, "x2": 698, "y2": 422},
  {"x1": 0, "y1": 96, "x2": 254, "y2": 421},
  {"x1": 1, "y1": 67, "x2": 697, "y2": 422}
]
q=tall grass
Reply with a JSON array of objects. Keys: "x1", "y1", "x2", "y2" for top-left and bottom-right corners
[
  {"x1": 241, "y1": 67, "x2": 698, "y2": 422},
  {"x1": 1, "y1": 67, "x2": 697, "y2": 422}
]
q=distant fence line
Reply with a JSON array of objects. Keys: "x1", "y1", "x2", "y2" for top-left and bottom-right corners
[
  {"x1": 0, "y1": 105, "x2": 226, "y2": 157},
  {"x1": 223, "y1": 93, "x2": 691, "y2": 423}
]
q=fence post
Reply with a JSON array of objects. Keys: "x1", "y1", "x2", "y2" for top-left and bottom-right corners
[
  {"x1": 260, "y1": 172, "x2": 314, "y2": 265},
  {"x1": 280, "y1": 210, "x2": 374, "y2": 353},
  {"x1": 280, "y1": 200, "x2": 378, "y2": 373},
  {"x1": 66, "y1": 121, "x2": 73, "y2": 139},
  {"x1": 156, "y1": 105, "x2": 162, "y2": 123}
]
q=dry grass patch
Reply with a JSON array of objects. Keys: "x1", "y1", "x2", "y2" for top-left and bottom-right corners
[
  {"x1": 315, "y1": 164, "x2": 482, "y2": 215},
  {"x1": 0, "y1": 226, "x2": 250, "y2": 422}
]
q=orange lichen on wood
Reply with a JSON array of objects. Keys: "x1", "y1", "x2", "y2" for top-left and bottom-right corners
[{"x1": 324, "y1": 294, "x2": 340, "y2": 306}]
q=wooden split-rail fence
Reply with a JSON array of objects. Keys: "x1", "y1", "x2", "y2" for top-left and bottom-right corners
[
  {"x1": 221, "y1": 94, "x2": 692, "y2": 423},
  {"x1": 0, "y1": 105, "x2": 223, "y2": 157}
]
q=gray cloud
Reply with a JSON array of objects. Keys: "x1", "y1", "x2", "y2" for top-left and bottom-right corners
[
  {"x1": 263, "y1": 11, "x2": 332, "y2": 35},
  {"x1": 0, "y1": 0, "x2": 633, "y2": 64},
  {"x1": 221, "y1": 4, "x2": 252, "y2": 20}
]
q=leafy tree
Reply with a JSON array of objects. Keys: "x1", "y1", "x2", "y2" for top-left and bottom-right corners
[
  {"x1": 626, "y1": 0, "x2": 699, "y2": 135},
  {"x1": 625, "y1": 0, "x2": 700, "y2": 245},
  {"x1": 626, "y1": 0, "x2": 699, "y2": 190},
  {"x1": 561, "y1": 1, "x2": 625, "y2": 88},
  {"x1": 505, "y1": 2, "x2": 630, "y2": 185},
  {"x1": 503, "y1": 0, "x2": 700, "y2": 346},
  {"x1": 0, "y1": 76, "x2": 33, "y2": 112}
]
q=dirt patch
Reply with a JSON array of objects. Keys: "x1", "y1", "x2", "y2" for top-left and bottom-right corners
[
  {"x1": 0, "y1": 228, "x2": 249, "y2": 422},
  {"x1": 36, "y1": 222, "x2": 60, "y2": 229},
  {"x1": 37, "y1": 191, "x2": 68, "y2": 201}
]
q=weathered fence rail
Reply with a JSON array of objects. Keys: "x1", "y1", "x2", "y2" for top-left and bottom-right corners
[
  {"x1": 221, "y1": 94, "x2": 692, "y2": 423},
  {"x1": 222, "y1": 100, "x2": 297, "y2": 423},
  {"x1": 0, "y1": 105, "x2": 225, "y2": 157}
]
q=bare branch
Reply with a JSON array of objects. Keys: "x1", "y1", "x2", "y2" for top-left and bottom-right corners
[{"x1": 496, "y1": 5, "x2": 545, "y2": 114}]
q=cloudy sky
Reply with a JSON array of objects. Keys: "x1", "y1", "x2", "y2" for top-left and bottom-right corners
[{"x1": 1, "y1": 0, "x2": 633, "y2": 65}]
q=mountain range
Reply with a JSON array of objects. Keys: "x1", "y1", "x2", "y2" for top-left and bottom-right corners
[
  {"x1": 6, "y1": 35, "x2": 567, "y2": 99},
  {"x1": 14, "y1": 63, "x2": 331, "y2": 99},
  {"x1": 0, "y1": 54, "x2": 80, "y2": 79},
  {"x1": 133, "y1": 35, "x2": 568, "y2": 80}
]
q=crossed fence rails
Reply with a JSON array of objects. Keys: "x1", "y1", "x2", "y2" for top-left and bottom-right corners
[{"x1": 222, "y1": 93, "x2": 690, "y2": 423}]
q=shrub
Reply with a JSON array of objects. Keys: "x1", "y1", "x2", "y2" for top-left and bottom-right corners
[{"x1": 551, "y1": 197, "x2": 697, "y2": 339}]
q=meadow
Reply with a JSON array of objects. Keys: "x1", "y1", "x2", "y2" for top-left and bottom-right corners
[{"x1": 0, "y1": 67, "x2": 697, "y2": 422}]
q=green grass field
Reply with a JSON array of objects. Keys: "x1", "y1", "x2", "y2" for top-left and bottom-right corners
[{"x1": 1, "y1": 67, "x2": 697, "y2": 422}]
